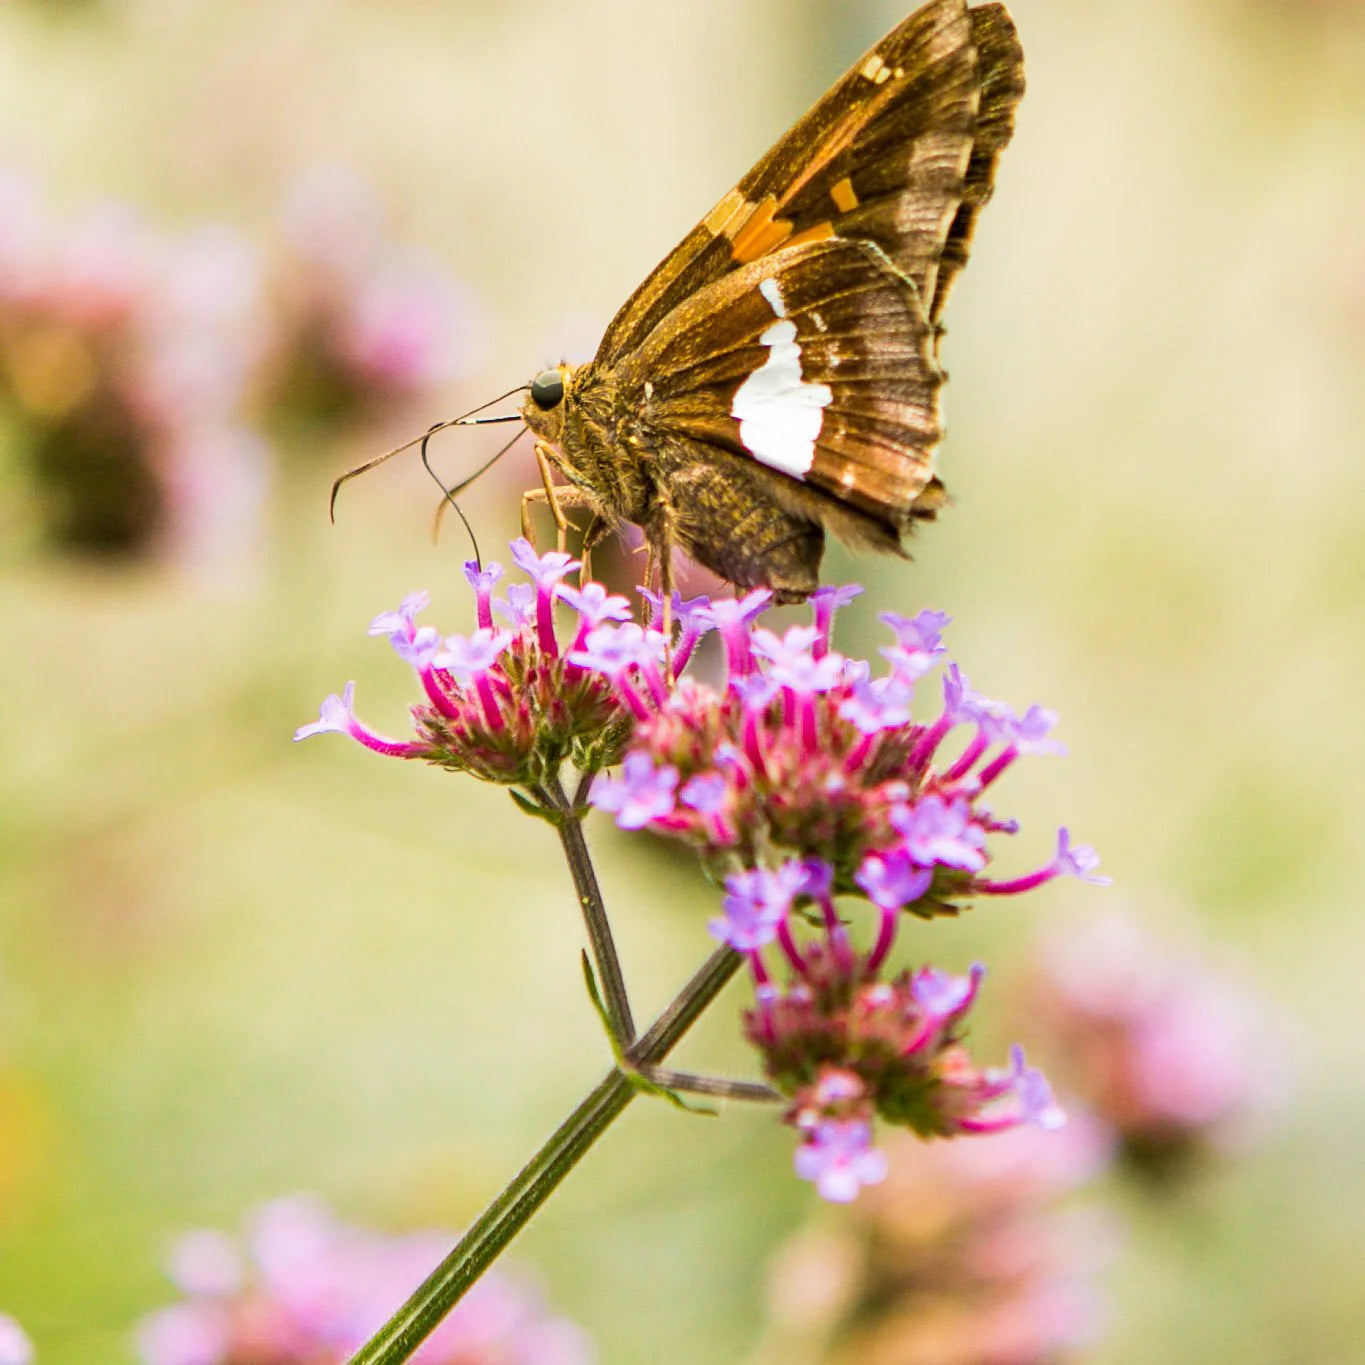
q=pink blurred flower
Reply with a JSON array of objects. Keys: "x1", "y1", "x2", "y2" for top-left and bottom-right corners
[
  {"x1": 0, "y1": 170, "x2": 266, "y2": 564},
  {"x1": 135, "y1": 1195, "x2": 593, "y2": 1365},
  {"x1": 1018, "y1": 913, "x2": 1286, "y2": 1169},
  {"x1": 255, "y1": 165, "x2": 483, "y2": 436}
]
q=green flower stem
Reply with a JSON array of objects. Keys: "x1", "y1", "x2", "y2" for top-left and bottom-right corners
[
  {"x1": 540, "y1": 772, "x2": 635, "y2": 1046},
  {"x1": 344, "y1": 946, "x2": 742, "y2": 1365}
]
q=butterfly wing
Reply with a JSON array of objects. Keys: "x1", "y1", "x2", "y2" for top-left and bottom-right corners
[
  {"x1": 616, "y1": 237, "x2": 941, "y2": 531},
  {"x1": 595, "y1": 0, "x2": 1024, "y2": 366},
  {"x1": 930, "y1": 4, "x2": 1026, "y2": 325}
]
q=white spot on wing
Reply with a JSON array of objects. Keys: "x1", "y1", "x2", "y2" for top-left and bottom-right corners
[{"x1": 731, "y1": 280, "x2": 832, "y2": 480}]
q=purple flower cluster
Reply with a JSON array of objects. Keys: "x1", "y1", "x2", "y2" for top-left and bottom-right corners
[
  {"x1": 135, "y1": 1196, "x2": 592, "y2": 1365},
  {"x1": 572, "y1": 585, "x2": 1102, "y2": 1197},
  {"x1": 296, "y1": 540, "x2": 636, "y2": 786},
  {"x1": 299, "y1": 548, "x2": 1107, "y2": 1201},
  {"x1": 0, "y1": 168, "x2": 266, "y2": 561}
]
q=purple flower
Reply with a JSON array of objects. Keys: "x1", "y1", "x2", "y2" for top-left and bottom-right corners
[
  {"x1": 494, "y1": 581, "x2": 537, "y2": 628},
  {"x1": 891, "y1": 794, "x2": 988, "y2": 872},
  {"x1": 880, "y1": 608, "x2": 949, "y2": 680},
  {"x1": 509, "y1": 537, "x2": 580, "y2": 654},
  {"x1": 752, "y1": 625, "x2": 846, "y2": 694},
  {"x1": 838, "y1": 674, "x2": 915, "y2": 734},
  {"x1": 696, "y1": 590, "x2": 772, "y2": 675},
  {"x1": 508, "y1": 538, "x2": 579, "y2": 588},
  {"x1": 1005, "y1": 702, "x2": 1064, "y2": 754},
  {"x1": 910, "y1": 963, "x2": 984, "y2": 1030},
  {"x1": 294, "y1": 683, "x2": 417, "y2": 757},
  {"x1": 710, "y1": 861, "x2": 807, "y2": 951},
  {"x1": 568, "y1": 623, "x2": 664, "y2": 678},
  {"x1": 947, "y1": 1046, "x2": 1066, "y2": 1136},
  {"x1": 434, "y1": 628, "x2": 512, "y2": 683},
  {"x1": 463, "y1": 560, "x2": 504, "y2": 629},
  {"x1": 368, "y1": 594, "x2": 443, "y2": 671},
  {"x1": 855, "y1": 848, "x2": 932, "y2": 911},
  {"x1": 793, "y1": 1120, "x2": 889, "y2": 1203},
  {"x1": 589, "y1": 752, "x2": 679, "y2": 829},
  {"x1": 368, "y1": 590, "x2": 430, "y2": 640},
  {"x1": 941, "y1": 663, "x2": 1008, "y2": 727},
  {"x1": 809, "y1": 583, "x2": 863, "y2": 657},
  {"x1": 558, "y1": 581, "x2": 634, "y2": 636},
  {"x1": 1053, "y1": 828, "x2": 1110, "y2": 884},
  {"x1": 679, "y1": 772, "x2": 727, "y2": 813}
]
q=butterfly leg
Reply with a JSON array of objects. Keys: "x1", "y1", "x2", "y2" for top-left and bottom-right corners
[
  {"x1": 519, "y1": 483, "x2": 596, "y2": 551},
  {"x1": 533, "y1": 440, "x2": 573, "y2": 553},
  {"x1": 579, "y1": 514, "x2": 608, "y2": 584}
]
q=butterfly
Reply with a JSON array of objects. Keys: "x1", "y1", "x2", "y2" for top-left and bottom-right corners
[{"x1": 517, "y1": 0, "x2": 1025, "y2": 603}]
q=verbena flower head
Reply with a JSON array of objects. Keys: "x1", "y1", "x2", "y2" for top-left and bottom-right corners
[
  {"x1": 295, "y1": 541, "x2": 636, "y2": 788},
  {"x1": 300, "y1": 555, "x2": 1106, "y2": 1199},
  {"x1": 134, "y1": 1196, "x2": 592, "y2": 1365}
]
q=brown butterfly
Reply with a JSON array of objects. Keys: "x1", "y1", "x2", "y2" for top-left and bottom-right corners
[{"x1": 444, "y1": 1, "x2": 1023, "y2": 603}]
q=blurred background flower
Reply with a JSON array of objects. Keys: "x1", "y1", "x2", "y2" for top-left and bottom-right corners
[
  {"x1": 134, "y1": 1195, "x2": 592, "y2": 1365},
  {"x1": 253, "y1": 165, "x2": 485, "y2": 450},
  {"x1": 1, "y1": 0, "x2": 1362, "y2": 1361},
  {"x1": 753, "y1": 1115, "x2": 1119, "y2": 1365},
  {"x1": 1012, "y1": 912, "x2": 1287, "y2": 1177},
  {"x1": 0, "y1": 171, "x2": 266, "y2": 565}
]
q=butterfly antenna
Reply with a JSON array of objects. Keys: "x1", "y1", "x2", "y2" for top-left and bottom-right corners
[
  {"x1": 328, "y1": 384, "x2": 528, "y2": 521},
  {"x1": 430, "y1": 422, "x2": 531, "y2": 554},
  {"x1": 419, "y1": 427, "x2": 483, "y2": 568}
]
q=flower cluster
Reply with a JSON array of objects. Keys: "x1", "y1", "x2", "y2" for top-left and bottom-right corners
[
  {"x1": 760, "y1": 1117, "x2": 1118, "y2": 1365},
  {"x1": 575, "y1": 585, "x2": 1102, "y2": 1198},
  {"x1": 254, "y1": 165, "x2": 482, "y2": 439},
  {"x1": 0, "y1": 168, "x2": 266, "y2": 561},
  {"x1": 1015, "y1": 913, "x2": 1284, "y2": 1172},
  {"x1": 0, "y1": 1315, "x2": 32, "y2": 1365},
  {"x1": 299, "y1": 551, "x2": 1107, "y2": 1201},
  {"x1": 134, "y1": 1196, "x2": 592, "y2": 1365},
  {"x1": 296, "y1": 540, "x2": 636, "y2": 787}
]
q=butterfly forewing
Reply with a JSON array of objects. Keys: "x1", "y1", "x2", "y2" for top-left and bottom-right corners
[
  {"x1": 594, "y1": 0, "x2": 1016, "y2": 367},
  {"x1": 618, "y1": 238, "x2": 942, "y2": 527}
]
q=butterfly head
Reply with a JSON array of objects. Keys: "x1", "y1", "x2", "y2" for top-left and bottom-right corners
[{"x1": 520, "y1": 363, "x2": 575, "y2": 444}]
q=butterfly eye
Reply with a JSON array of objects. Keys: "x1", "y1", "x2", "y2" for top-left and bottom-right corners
[{"x1": 530, "y1": 369, "x2": 565, "y2": 410}]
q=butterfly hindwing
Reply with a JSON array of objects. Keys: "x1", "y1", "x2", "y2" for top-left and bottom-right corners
[
  {"x1": 595, "y1": 0, "x2": 1021, "y2": 367},
  {"x1": 617, "y1": 237, "x2": 941, "y2": 530}
]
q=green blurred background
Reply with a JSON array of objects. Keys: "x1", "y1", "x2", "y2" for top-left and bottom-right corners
[{"x1": 2, "y1": 0, "x2": 1364, "y2": 1360}]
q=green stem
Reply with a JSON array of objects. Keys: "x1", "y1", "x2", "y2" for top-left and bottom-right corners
[
  {"x1": 344, "y1": 946, "x2": 742, "y2": 1365},
  {"x1": 540, "y1": 772, "x2": 636, "y2": 1046}
]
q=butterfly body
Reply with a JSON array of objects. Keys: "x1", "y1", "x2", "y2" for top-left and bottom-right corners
[{"x1": 519, "y1": 0, "x2": 1024, "y2": 601}]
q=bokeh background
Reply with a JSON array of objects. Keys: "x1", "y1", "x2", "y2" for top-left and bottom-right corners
[{"x1": 2, "y1": 0, "x2": 1364, "y2": 1360}]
